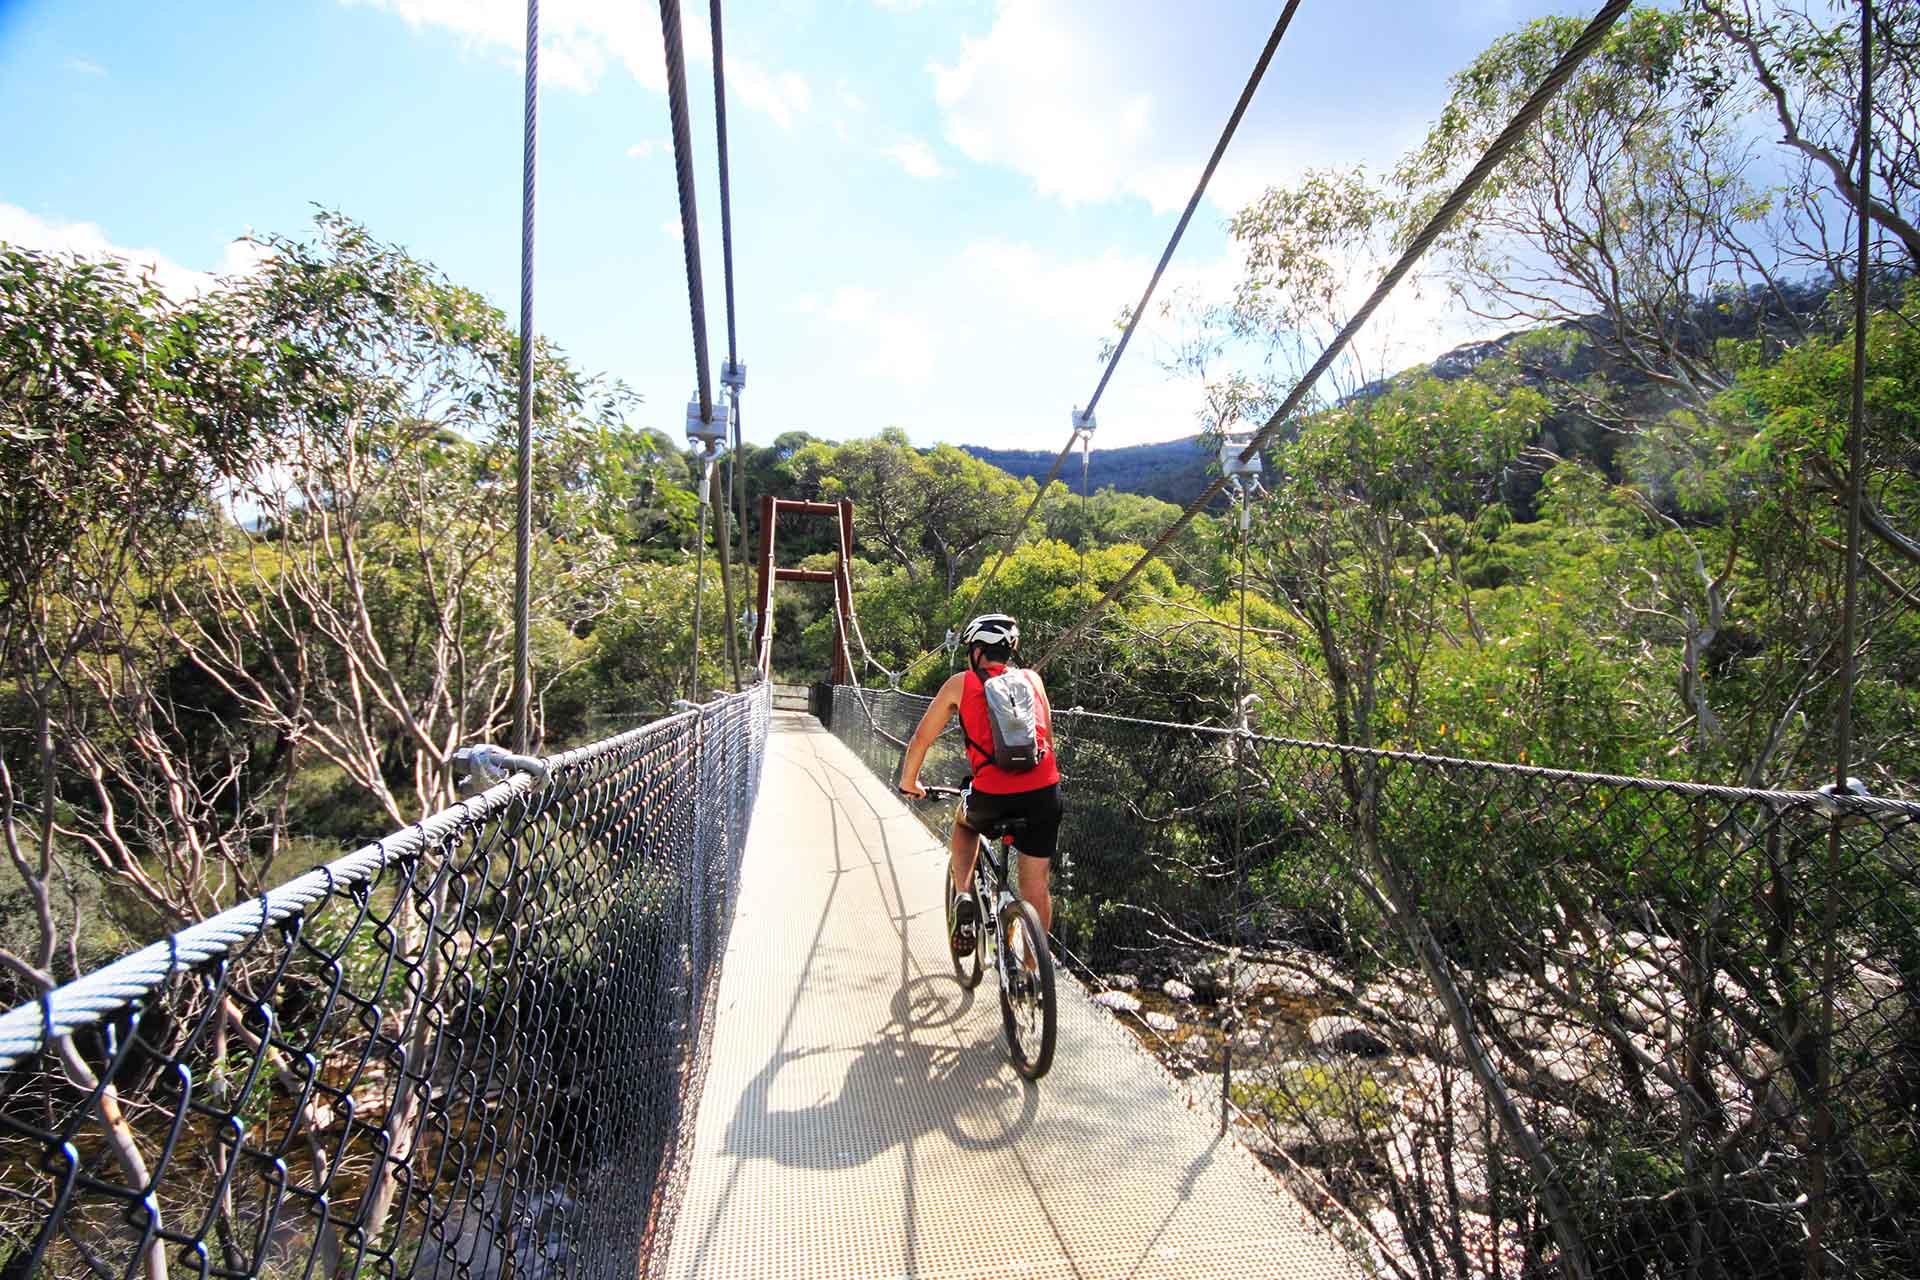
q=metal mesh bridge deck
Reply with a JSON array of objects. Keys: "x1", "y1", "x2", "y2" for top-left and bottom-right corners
[{"x1": 663, "y1": 713, "x2": 1356, "y2": 1279}]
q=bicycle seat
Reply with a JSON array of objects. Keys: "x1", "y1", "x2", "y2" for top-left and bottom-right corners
[{"x1": 974, "y1": 815, "x2": 1029, "y2": 844}]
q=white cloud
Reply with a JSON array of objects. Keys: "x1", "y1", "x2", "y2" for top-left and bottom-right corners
[
  {"x1": 0, "y1": 205, "x2": 260, "y2": 299},
  {"x1": 342, "y1": 0, "x2": 809, "y2": 128},
  {"x1": 796, "y1": 287, "x2": 937, "y2": 386},
  {"x1": 924, "y1": 1, "x2": 1496, "y2": 217},
  {"x1": 930, "y1": 2, "x2": 1177, "y2": 210},
  {"x1": 626, "y1": 140, "x2": 659, "y2": 159},
  {"x1": 727, "y1": 61, "x2": 811, "y2": 131},
  {"x1": 772, "y1": 243, "x2": 1237, "y2": 447},
  {"x1": 956, "y1": 239, "x2": 1236, "y2": 336},
  {"x1": 64, "y1": 57, "x2": 106, "y2": 76},
  {"x1": 942, "y1": 240, "x2": 1239, "y2": 441},
  {"x1": 883, "y1": 140, "x2": 945, "y2": 179}
]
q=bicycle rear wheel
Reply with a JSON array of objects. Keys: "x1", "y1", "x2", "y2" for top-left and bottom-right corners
[
  {"x1": 946, "y1": 871, "x2": 983, "y2": 988},
  {"x1": 998, "y1": 900, "x2": 1056, "y2": 1079}
]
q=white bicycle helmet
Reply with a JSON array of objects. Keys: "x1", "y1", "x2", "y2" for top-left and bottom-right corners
[{"x1": 961, "y1": 612, "x2": 1019, "y2": 652}]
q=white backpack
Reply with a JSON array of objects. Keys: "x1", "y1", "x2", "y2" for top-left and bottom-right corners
[{"x1": 967, "y1": 668, "x2": 1046, "y2": 773}]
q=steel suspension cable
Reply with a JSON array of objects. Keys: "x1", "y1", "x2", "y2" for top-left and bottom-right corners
[
  {"x1": 710, "y1": 0, "x2": 739, "y2": 373},
  {"x1": 709, "y1": 0, "x2": 750, "y2": 690},
  {"x1": 717, "y1": 458, "x2": 742, "y2": 689},
  {"x1": 690, "y1": 470, "x2": 712, "y2": 699},
  {"x1": 943, "y1": 1, "x2": 1305, "y2": 650},
  {"x1": 1221, "y1": 479, "x2": 1252, "y2": 1135},
  {"x1": 512, "y1": 0, "x2": 539, "y2": 754},
  {"x1": 1813, "y1": 3, "x2": 1874, "y2": 1267},
  {"x1": 1031, "y1": 0, "x2": 1631, "y2": 674},
  {"x1": 660, "y1": 0, "x2": 713, "y2": 422},
  {"x1": 733, "y1": 398, "x2": 752, "y2": 679},
  {"x1": 658, "y1": 0, "x2": 720, "y2": 697}
]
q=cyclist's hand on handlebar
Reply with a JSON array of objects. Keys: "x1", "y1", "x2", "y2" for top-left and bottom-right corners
[{"x1": 898, "y1": 775, "x2": 927, "y2": 799}]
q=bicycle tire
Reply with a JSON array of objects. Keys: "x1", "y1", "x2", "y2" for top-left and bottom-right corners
[
  {"x1": 946, "y1": 872, "x2": 984, "y2": 989},
  {"x1": 998, "y1": 900, "x2": 1056, "y2": 1079}
]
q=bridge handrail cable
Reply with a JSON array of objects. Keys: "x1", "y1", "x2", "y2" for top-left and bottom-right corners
[{"x1": 0, "y1": 684, "x2": 772, "y2": 1280}]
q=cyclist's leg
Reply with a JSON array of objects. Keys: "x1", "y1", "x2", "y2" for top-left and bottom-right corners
[
  {"x1": 950, "y1": 808, "x2": 980, "y2": 897},
  {"x1": 1011, "y1": 783, "x2": 1062, "y2": 936},
  {"x1": 1016, "y1": 852, "x2": 1052, "y2": 935}
]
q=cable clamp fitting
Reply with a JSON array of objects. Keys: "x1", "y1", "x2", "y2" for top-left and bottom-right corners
[
  {"x1": 686, "y1": 395, "x2": 732, "y2": 449},
  {"x1": 1235, "y1": 692, "x2": 1263, "y2": 737},
  {"x1": 1814, "y1": 776, "x2": 1871, "y2": 820},
  {"x1": 452, "y1": 744, "x2": 551, "y2": 795},
  {"x1": 1219, "y1": 432, "x2": 1263, "y2": 478},
  {"x1": 1071, "y1": 406, "x2": 1096, "y2": 437},
  {"x1": 721, "y1": 360, "x2": 747, "y2": 394}
]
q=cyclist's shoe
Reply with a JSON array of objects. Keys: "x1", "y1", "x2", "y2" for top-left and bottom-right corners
[{"x1": 950, "y1": 894, "x2": 978, "y2": 954}]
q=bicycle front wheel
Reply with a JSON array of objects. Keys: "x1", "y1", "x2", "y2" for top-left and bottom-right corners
[{"x1": 998, "y1": 900, "x2": 1056, "y2": 1079}]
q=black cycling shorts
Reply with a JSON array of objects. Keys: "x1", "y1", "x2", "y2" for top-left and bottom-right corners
[{"x1": 958, "y1": 782, "x2": 1063, "y2": 859}]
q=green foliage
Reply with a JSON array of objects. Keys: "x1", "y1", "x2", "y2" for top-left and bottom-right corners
[
  {"x1": 1231, "y1": 1062, "x2": 1393, "y2": 1133},
  {"x1": 0, "y1": 245, "x2": 263, "y2": 610},
  {"x1": 1041, "y1": 487, "x2": 1224, "y2": 582},
  {"x1": 1254, "y1": 372, "x2": 1547, "y2": 747},
  {"x1": 546, "y1": 559, "x2": 735, "y2": 741},
  {"x1": 787, "y1": 429, "x2": 1035, "y2": 591}
]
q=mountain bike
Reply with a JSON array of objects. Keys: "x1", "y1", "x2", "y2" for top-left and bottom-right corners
[{"x1": 921, "y1": 784, "x2": 1056, "y2": 1080}]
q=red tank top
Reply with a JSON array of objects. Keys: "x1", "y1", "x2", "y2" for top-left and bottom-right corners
[{"x1": 959, "y1": 664, "x2": 1061, "y2": 794}]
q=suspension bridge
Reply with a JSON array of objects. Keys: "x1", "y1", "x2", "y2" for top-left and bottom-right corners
[{"x1": 5, "y1": 0, "x2": 1919, "y2": 1277}]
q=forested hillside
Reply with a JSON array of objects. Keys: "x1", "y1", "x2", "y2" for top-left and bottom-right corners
[{"x1": 963, "y1": 435, "x2": 1215, "y2": 506}]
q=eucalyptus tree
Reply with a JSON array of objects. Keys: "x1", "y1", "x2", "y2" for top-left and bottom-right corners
[
  {"x1": 0, "y1": 243, "x2": 273, "y2": 1280},
  {"x1": 789, "y1": 429, "x2": 1038, "y2": 592},
  {"x1": 172, "y1": 214, "x2": 636, "y2": 827},
  {"x1": 1402, "y1": 6, "x2": 1787, "y2": 411},
  {"x1": 0, "y1": 246, "x2": 272, "y2": 982},
  {"x1": 1398, "y1": 4, "x2": 1918, "y2": 790},
  {"x1": 1248, "y1": 371, "x2": 1549, "y2": 749},
  {"x1": 1701, "y1": 0, "x2": 1920, "y2": 274}
]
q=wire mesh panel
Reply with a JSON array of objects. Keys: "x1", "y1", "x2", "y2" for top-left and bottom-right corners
[
  {"x1": 831, "y1": 684, "x2": 1920, "y2": 1279},
  {"x1": 0, "y1": 683, "x2": 770, "y2": 1280}
]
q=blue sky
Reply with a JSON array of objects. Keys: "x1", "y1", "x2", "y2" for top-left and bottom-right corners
[{"x1": 0, "y1": 0, "x2": 1581, "y2": 451}]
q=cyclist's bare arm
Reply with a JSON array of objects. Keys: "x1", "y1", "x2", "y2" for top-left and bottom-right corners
[{"x1": 898, "y1": 672, "x2": 966, "y2": 797}]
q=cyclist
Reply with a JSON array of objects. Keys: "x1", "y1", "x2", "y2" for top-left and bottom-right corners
[{"x1": 898, "y1": 613, "x2": 1063, "y2": 955}]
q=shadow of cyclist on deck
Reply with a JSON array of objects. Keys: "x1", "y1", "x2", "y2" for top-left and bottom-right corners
[{"x1": 721, "y1": 974, "x2": 1039, "y2": 1170}]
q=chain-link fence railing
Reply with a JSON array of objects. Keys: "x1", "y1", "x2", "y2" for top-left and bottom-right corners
[
  {"x1": 0, "y1": 682, "x2": 770, "y2": 1280},
  {"x1": 831, "y1": 683, "x2": 1920, "y2": 1280}
]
